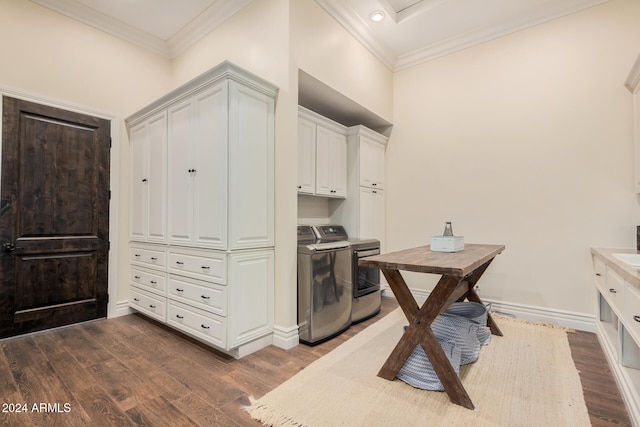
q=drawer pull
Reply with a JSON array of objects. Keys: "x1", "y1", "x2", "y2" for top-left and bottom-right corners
[
  {"x1": 201, "y1": 266, "x2": 210, "y2": 270},
  {"x1": 201, "y1": 324, "x2": 210, "y2": 330},
  {"x1": 634, "y1": 315, "x2": 640, "y2": 323},
  {"x1": 149, "y1": 304, "x2": 156, "y2": 309},
  {"x1": 134, "y1": 254, "x2": 141, "y2": 257},
  {"x1": 176, "y1": 288, "x2": 184, "y2": 292},
  {"x1": 175, "y1": 314, "x2": 184, "y2": 319},
  {"x1": 201, "y1": 295, "x2": 210, "y2": 300},
  {"x1": 150, "y1": 280, "x2": 157, "y2": 284},
  {"x1": 134, "y1": 275, "x2": 141, "y2": 279},
  {"x1": 595, "y1": 273, "x2": 602, "y2": 277},
  {"x1": 609, "y1": 288, "x2": 617, "y2": 294},
  {"x1": 176, "y1": 261, "x2": 184, "y2": 265},
  {"x1": 151, "y1": 257, "x2": 158, "y2": 261},
  {"x1": 133, "y1": 298, "x2": 140, "y2": 302}
]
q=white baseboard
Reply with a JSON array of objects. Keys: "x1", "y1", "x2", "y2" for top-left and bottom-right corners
[
  {"x1": 391, "y1": 288, "x2": 596, "y2": 332},
  {"x1": 272, "y1": 324, "x2": 300, "y2": 350},
  {"x1": 110, "y1": 300, "x2": 134, "y2": 318}
]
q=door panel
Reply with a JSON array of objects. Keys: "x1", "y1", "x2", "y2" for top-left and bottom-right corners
[{"x1": 0, "y1": 96, "x2": 110, "y2": 338}]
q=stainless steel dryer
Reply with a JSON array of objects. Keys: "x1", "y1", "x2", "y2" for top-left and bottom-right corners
[
  {"x1": 297, "y1": 225, "x2": 352, "y2": 345},
  {"x1": 314, "y1": 225, "x2": 381, "y2": 324}
]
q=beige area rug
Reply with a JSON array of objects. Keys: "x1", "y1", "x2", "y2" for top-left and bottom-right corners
[{"x1": 247, "y1": 308, "x2": 590, "y2": 427}]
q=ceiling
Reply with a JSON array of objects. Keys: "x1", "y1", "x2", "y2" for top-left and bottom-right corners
[{"x1": 30, "y1": 0, "x2": 608, "y2": 70}]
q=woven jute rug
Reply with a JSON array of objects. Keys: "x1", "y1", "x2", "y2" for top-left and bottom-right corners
[{"x1": 246, "y1": 308, "x2": 590, "y2": 426}]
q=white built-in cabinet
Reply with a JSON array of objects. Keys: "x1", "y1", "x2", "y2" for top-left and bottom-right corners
[
  {"x1": 591, "y1": 249, "x2": 640, "y2": 426},
  {"x1": 332, "y1": 125, "x2": 389, "y2": 251},
  {"x1": 625, "y1": 54, "x2": 640, "y2": 193},
  {"x1": 297, "y1": 106, "x2": 347, "y2": 198},
  {"x1": 127, "y1": 62, "x2": 277, "y2": 359}
]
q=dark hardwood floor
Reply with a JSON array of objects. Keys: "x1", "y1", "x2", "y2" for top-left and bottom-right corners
[{"x1": 0, "y1": 296, "x2": 632, "y2": 426}]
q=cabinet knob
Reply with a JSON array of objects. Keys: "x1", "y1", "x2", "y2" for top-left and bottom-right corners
[
  {"x1": 176, "y1": 314, "x2": 184, "y2": 319},
  {"x1": 176, "y1": 288, "x2": 184, "y2": 292},
  {"x1": 150, "y1": 257, "x2": 157, "y2": 261},
  {"x1": 201, "y1": 295, "x2": 210, "y2": 300},
  {"x1": 609, "y1": 288, "x2": 617, "y2": 294},
  {"x1": 372, "y1": 183, "x2": 377, "y2": 186},
  {"x1": 297, "y1": 185, "x2": 302, "y2": 189},
  {"x1": 200, "y1": 324, "x2": 210, "y2": 330},
  {"x1": 634, "y1": 315, "x2": 640, "y2": 323},
  {"x1": 149, "y1": 304, "x2": 156, "y2": 309},
  {"x1": 595, "y1": 273, "x2": 602, "y2": 276},
  {"x1": 133, "y1": 298, "x2": 140, "y2": 302},
  {"x1": 150, "y1": 280, "x2": 157, "y2": 285},
  {"x1": 142, "y1": 178, "x2": 148, "y2": 183},
  {"x1": 176, "y1": 261, "x2": 184, "y2": 265},
  {"x1": 134, "y1": 275, "x2": 141, "y2": 279}
]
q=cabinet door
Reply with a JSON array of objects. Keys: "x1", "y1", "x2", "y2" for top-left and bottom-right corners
[
  {"x1": 371, "y1": 139, "x2": 385, "y2": 189},
  {"x1": 359, "y1": 188, "x2": 385, "y2": 249},
  {"x1": 297, "y1": 117, "x2": 316, "y2": 194},
  {"x1": 129, "y1": 122, "x2": 147, "y2": 241},
  {"x1": 329, "y1": 130, "x2": 347, "y2": 197},
  {"x1": 146, "y1": 112, "x2": 168, "y2": 243},
  {"x1": 359, "y1": 136, "x2": 385, "y2": 189},
  {"x1": 228, "y1": 80, "x2": 275, "y2": 249},
  {"x1": 167, "y1": 99, "x2": 194, "y2": 246},
  {"x1": 315, "y1": 124, "x2": 346, "y2": 197},
  {"x1": 129, "y1": 111, "x2": 167, "y2": 243},
  {"x1": 192, "y1": 83, "x2": 228, "y2": 249}
]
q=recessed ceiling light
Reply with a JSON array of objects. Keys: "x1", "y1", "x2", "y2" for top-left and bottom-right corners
[{"x1": 370, "y1": 10, "x2": 385, "y2": 22}]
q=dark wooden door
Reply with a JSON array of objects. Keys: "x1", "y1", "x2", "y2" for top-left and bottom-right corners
[{"x1": 0, "y1": 96, "x2": 110, "y2": 338}]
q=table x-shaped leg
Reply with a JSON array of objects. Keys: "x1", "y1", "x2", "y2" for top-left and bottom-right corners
[{"x1": 377, "y1": 258, "x2": 500, "y2": 410}]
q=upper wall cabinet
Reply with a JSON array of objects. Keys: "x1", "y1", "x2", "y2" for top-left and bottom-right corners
[
  {"x1": 297, "y1": 106, "x2": 347, "y2": 198},
  {"x1": 129, "y1": 110, "x2": 168, "y2": 243},
  {"x1": 625, "y1": 53, "x2": 640, "y2": 193}
]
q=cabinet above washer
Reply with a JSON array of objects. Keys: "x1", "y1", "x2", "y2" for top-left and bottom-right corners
[{"x1": 297, "y1": 106, "x2": 347, "y2": 198}]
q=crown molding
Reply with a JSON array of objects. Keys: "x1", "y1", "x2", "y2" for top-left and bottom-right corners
[
  {"x1": 314, "y1": 0, "x2": 398, "y2": 71},
  {"x1": 29, "y1": 0, "x2": 252, "y2": 59},
  {"x1": 318, "y1": 0, "x2": 610, "y2": 71}
]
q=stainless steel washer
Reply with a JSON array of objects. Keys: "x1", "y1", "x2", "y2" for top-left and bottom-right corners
[{"x1": 297, "y1": 225, "x2": 352, "y2": 345}]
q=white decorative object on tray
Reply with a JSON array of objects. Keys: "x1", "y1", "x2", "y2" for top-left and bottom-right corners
[{"x1": 431, "y1": 222, "x2": 464, "y2": 252}]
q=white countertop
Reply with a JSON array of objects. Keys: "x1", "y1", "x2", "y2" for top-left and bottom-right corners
[{"x1": 592, "y1": 247, "x2": 640, "y2": 291}]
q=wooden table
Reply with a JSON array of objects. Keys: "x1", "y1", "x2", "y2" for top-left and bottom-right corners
[{"x1": 359, "y1": 243, "x2": 505, "y2": 410}]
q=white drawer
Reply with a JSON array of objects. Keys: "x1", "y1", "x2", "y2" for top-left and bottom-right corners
[
  {"x1": 168, "y1": 248, "x2": 226, "y2": 284},
  {"x1": 130, "y1": 267, "x2": 166, "y2": 296},
  {"x1": 130, "y1": 245, "x2": 166, "y2": 269},
  {"x1": 167, "y1": 301, "x2": 226, "y2": 348},
  {"x1": 604, "y1": 267, "x2": 625, "y2": 317},
  {"x1": 624, "y1": 284, "x2": 640, "y2": 344},
  {"x1": 593, "y1": 256, "x2": 605, "y2": 289},
  {"x1": 168, "y1": 276, "x2": 227, "y2": 316},
  {"x1": 130, "y1": 287, "x2": 166, "y2": 322}
]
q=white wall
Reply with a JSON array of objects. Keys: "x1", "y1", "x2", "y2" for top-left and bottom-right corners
[
  {"x1": 389, "y1": 0, "x2": 640, "y2": 317},
  {"x1": 0, "y1": 0, "x2": 174, "y2": 314},
  {"x1": 291, "y1": 0, "x2": 394, "y2": 123}
]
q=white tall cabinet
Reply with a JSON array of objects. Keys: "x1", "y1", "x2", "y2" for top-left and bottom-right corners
[
  {"x1": 332, "y1": 125, "x2": 388, "y2": 252},
  {"x1": 127, "y1": 62, "x2": 277, "y2": 358}
]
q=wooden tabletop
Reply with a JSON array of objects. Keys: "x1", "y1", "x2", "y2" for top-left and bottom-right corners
[{"x1": 359, "y1": 244, "x2": 505, "y2": 278}]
